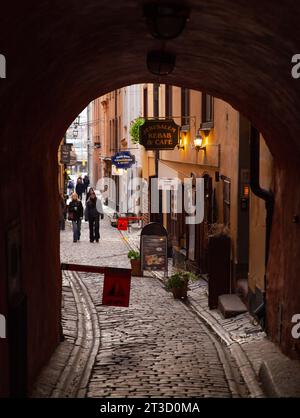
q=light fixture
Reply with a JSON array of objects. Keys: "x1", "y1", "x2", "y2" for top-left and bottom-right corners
[
  {"x1": 144, "y1": 3, "x2": 190, "y2": 40},
  {"x1": 194, "y1": 130, "x2": 206, "y2": 152},
  {"x1": 177, "y1": 136, "x2": 185, "y2": 150},
  {"x1": 147, "y1": 50, "x2": 176, "y2": 75}
]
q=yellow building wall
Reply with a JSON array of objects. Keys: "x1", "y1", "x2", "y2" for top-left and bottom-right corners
[{"x1": 248, "y1": 136, "x2": 273, "y2": 292}]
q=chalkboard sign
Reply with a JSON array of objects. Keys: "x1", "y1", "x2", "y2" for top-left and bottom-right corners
[{"x1": 140, "y1": 223, "x2": 168, "y2": 276}]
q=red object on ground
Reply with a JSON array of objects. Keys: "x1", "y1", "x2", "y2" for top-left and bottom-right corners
[
  {"x1": 102, "y1": 268, "x2": 131, "y2": 307},
  {"x1": 117, "y1": 217, "x2": 128, "y2": 230}
]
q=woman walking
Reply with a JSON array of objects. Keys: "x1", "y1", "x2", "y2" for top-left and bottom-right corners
[
  {"x1": 86, "y1": 187, "x2": 95, "y2": 202},
  {"x1": 68, "y1": 193, "x2": 83, "y2": 243},
  {"x1": 85, "y1": 191, "x2": 103, "y2": 243}
]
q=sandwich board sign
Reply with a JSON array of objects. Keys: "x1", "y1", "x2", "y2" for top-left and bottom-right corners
[{"x1": 140, "y1": 222, "x2": 168, "y2": 277}]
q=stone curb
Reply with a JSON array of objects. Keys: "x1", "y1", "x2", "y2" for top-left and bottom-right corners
[{"x1": 52, "y1": 271, "x2": 100, "y2": 398}]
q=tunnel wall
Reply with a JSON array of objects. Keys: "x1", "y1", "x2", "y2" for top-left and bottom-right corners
[
  {"x1": 267, "y1": 162, "x2": 300, "y2": 359},
  {"x1": 1, "y1": 0, "x2": 300, "y2": 396}
]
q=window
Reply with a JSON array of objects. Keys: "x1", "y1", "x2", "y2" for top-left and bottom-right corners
[
  {"x1": 201, "y1": 93, "x2": 214, "y2": 128},
  {"x1": 181, "y1": 88, "x2": 190, "y2": 125},
  {"x1": 143, "y1": 87, "x2": 148, "y2": 118},
  {"x1": 153, "y1": 83, "x2": 159, "y2": 118},
  {"x1": 222, "y1": 177, "x2": 231, "y2": 227},
  {"x1": 165, "y1": 85, "x2": 173, "y2": 118}
]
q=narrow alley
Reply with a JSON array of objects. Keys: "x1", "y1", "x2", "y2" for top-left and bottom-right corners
[{"x1": 32, "y1": 215, "x2": 249, "y2": 398}]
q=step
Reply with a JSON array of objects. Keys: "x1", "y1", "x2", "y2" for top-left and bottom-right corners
[
  {"x1": 218, "y1": 294, "x2": 248, "y2": 318},
  {"x1": 259, "y1": 356, "x2": 300, "y2": 397}
]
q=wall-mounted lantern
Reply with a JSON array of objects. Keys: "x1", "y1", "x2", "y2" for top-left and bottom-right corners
[
  {"x1": 194, "y1": 129, "x2": 206, "y2": 152},
  {"x1": 177, "y1": 136, "x2": 185, "y2": 150}
]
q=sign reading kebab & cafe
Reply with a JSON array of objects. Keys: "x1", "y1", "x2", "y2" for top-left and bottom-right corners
[{"x1": 139, "y1": 119, "x2": 180, "y2": 150}]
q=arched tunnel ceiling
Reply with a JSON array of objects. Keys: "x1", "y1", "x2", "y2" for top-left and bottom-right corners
[{"x1": 1, "y1": 0, "x2": 300, "y2": 161}]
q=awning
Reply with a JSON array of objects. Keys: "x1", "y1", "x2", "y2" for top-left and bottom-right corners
[{"x1": 158, "y1": 160, "x2": 207, "y2": 181}]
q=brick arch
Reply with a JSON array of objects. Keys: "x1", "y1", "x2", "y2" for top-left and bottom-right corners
[{"x1": 1, "y1": 0, "x2": 300, "y2": 395}]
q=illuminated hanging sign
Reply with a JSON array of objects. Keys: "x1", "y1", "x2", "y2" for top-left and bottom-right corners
[
  {"x1": 140, "y1": 119, "x2": 180, "y2": 150},
  {"x1": 111, "y1": 151, "x2": 135, "y2": 169},
  {"x1": 111, "y1": 166, "x2": 125, "y2": 176}
]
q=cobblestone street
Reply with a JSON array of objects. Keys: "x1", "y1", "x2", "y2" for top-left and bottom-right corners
[{"x1": 33, "y1": 214, "x2": 249, "y2": 398}]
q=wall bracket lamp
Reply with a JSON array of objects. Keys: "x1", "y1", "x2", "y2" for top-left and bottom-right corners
[
  {"x1": 194, "y1": 129, "x2": 206, "y2": 152},
  {"x1": 177, "y1": 138, "x2": 185, "y2": 150}
]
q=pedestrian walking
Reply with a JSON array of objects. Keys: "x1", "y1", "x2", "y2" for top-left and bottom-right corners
[
  {"x1": 85, "y1": 191, "x2": 104, "y2": 243},
  {"x1": 83, "y1": 174, "x2": 90, "y2": 195},
  {"x1": 67, "y1": 178, "x2": 74, "y2": 195},
  {"x1": 68, "y1": 193, "x2": 83, "y2": 243},
  {"x1": 75, "y1": 177, "x2": 85, "y2": 200},
  {"x1": 86, "y1": 187, "x2": 95, "y2": 201}
]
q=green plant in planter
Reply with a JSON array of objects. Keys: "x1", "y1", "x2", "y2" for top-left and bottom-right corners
[
  {"x1": 166, "y1": 271, "x2": 198, "y2": 299},
  {"x1": 129, "y1": 117, "x2": 145, "y2": 144},
  {"x1": 127, "y1": 250, "x2": 140, "y2": 260},
  {"x1": 128, "y1": 250, "x2": 141, "y2": 276}
]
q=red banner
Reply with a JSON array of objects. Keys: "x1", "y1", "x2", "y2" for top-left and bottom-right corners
[{"x1": 102, "y1": 268, "x2": 131, "y2": 307}]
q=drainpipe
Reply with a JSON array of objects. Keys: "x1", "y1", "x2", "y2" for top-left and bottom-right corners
[{"x1": 250, "y1": 126, "x2": 274, "y2": 328}]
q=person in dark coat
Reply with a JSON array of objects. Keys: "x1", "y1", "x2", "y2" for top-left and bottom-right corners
[
  {"x1": 68, "y1": 193, "x2": 84, "y2": 242},
  {"x1": 86, "y1": 187, "x2": 95, "y2": 202},
  {"x1": 83, "y1": 175, "x2": 90, "y2": 195},
  {"x1": 75, "y1": 177, "x2": 85, "y2": 200},
  {"x1": 85, "y1": 192, "x2": 103, "y2": 243}
]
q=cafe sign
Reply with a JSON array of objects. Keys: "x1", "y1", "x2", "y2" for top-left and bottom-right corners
[{"x1": 140, "y1": 119, "x2": 180, "y2": 150}]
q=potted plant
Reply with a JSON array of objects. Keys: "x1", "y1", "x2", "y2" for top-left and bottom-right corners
[
  {"x1": 128, "y1": 249, "x2": 141, "y2": 276},
  {"x1": 165, "y1": 271, "x2": 198, "y2": 300}
]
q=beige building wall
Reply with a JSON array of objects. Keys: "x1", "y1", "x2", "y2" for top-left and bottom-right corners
[{"x1": 213, "y1": 99, "x2": 240, "y2": 265}]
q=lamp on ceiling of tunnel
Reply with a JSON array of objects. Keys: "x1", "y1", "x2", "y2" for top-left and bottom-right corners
[
  {"x1": 147, "y1": 50, "x2": 176, "y2": 75},
  {"x1": 143, "y1": 2, "x2": 190, "y2": 40}
]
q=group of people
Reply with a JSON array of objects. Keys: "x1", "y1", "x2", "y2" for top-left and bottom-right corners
[
  {"x1": 67, "y1": 174, "x2": 90, "y2": 200},
  {"x1": 60, "y1": 177, "x2": 104, "y2": 243}
]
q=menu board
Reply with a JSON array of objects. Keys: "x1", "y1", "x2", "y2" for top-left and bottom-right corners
[{"x1": 141, "y1": 235, "x2": 167, "y2": 272}]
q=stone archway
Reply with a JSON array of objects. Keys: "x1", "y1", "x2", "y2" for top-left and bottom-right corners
[{"x1": 1, "y1": 0, "x2": 300, "y2": 395}]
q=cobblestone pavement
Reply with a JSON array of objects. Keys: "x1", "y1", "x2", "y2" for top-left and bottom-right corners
[
  {"x1": 120, "y1": 225, "x2": 287, "y2": 397},
  {"x1": 42, "y1": 214, "x2": 249, "y2": 398}
]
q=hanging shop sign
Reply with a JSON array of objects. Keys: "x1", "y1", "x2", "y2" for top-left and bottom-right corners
[
  {"x1": 111, "y1": 165, "x2": 125, "y2": 176},
  {"x1": 111, "y1": 151, "x2": 135, "y2": 169},
  {"x1": 140, "y1": 222, "x2": 168, "y2": 276},
  {"x1": 60, "y1": 144, "x2": 72, "y2": 164},
  {"x1": 102, "y1": 268, "x2": 131, "y2": 307},
  {"x1": 139, "y1": 119, "x2": 180, "y2": 150}
]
